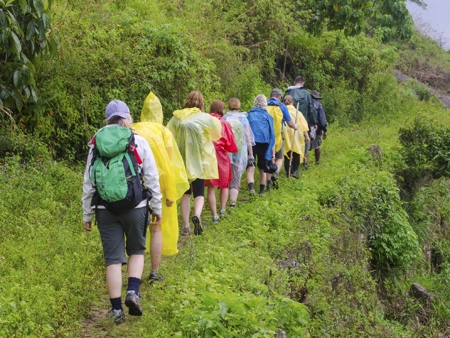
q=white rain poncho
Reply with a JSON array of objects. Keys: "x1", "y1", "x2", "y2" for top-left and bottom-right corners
[{"x1": 223, "y1": 111, "x2": 255, "y2": 173}]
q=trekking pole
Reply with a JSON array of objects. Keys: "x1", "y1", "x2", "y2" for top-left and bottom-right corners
[{"x1": 288, "y1": 103, "x2": 299, "y2": 181}]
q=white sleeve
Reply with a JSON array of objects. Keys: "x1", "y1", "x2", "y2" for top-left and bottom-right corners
[
  {"x1": 81, "y1": 146, "x2": 96, "y2": 222},
  {"x1": 136, "y1": 135, "x2": 163, "y2": 215}
]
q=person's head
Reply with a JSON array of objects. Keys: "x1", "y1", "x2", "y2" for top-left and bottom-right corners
[
  {"x1": 253, "y1": 94, "x2": 267, "y2": 109},
  {"x1": 310, "y1": 90, "x2": 322, "y2": 100},
  {"x1": 294, "y1": 76, "x2": 304, "y2": 86},
  {"x1": 270, "y1": 88, "x2": 283, "y2": 100},
  {"x1": 228, "y1": 98, "x2": 241, "y2": 111},
  {"x1": 209, "y1": 100, "x2": 225, "y2": 116},
  {"x1": 183, "y1": 91, "x2": 205, "y2": 111},
  {"x1": 105, "y1": 99, "x2": 133, "y2": 128},
  {"x1": 284, "y1": 95, "x2": 293, "y2": 105}
]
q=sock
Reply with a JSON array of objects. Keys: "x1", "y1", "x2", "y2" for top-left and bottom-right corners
[
  {"x1": 110, "y1": 297, "x2": 122, "y2": 311},
  {"x1": 127, "y1": 277, "x2": 141, "y2": 295},
  {"x1": 248, "y1": 182, "x2": 254, "y2": 190},
  {"x1": 259, "y1": 184, "x2": 265, "y2": 193}
]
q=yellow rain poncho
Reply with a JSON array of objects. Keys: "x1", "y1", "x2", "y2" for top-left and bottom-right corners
[
  {"x1": 266, "y1": 105, "x2": 283, "y2": 152},
  {"x1": 166, "y1": 108, "x2": 222, "y2": 181},
  {"x1": 132, "y1": 92, "x2": 189, "y2": 256},
  {"x1": 283, "y1": 104, "x2": 309, "y2": 163}
]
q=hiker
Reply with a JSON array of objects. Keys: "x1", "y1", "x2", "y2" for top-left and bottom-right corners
[
  {"x1": 206, "y1": 100, "x2": 238, "y2": 223},
  {"x1": 132, "y1": 92, "x2": 189, "y2": 283},
  {"x1": 166, "y1": 91, "x2": 222, "y2": 236},
  {"x1": 82, "y1": 99, "x2": 163, "y2": 324},
  {"x1": 284, "y1": 76, "x2": 317, "y2": 170},
  {"x1": 310, "y1": 90, "x2": 328, "y2": 165},
  {"x1": 266, "y1": 88, "x2": 298, "y2": 188},
  {"x1": 223, "y1": 98, "x2": 255, "y2": 208},
  {"x1": 283, "y1": 95, "x2": 310, "y2": 178},
  {"x1": 246, "y1": 94, "x2": 275, "y2": 195}
]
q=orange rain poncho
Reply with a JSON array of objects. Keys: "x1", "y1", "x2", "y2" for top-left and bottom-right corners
[
  {"x1": 283, "y1": 104, "x2": 309, "y2": 163},
  {"x1": 209, "y1": 113, "x2": 238, "y2": 189},
  {"x1": 132, "y1": 92, "x2": 189, "y2": 256},
  {"x1": 167, "y1": 108, "x2": 222, "y2": 182}
]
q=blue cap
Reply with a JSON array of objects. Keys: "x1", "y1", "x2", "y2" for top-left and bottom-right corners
[{"x1": 105, "y1": 100, "x2": 130, "y2": 120}]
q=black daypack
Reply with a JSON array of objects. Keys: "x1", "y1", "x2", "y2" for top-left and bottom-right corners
[{"x1": 90, "y1": 126, "x2": 152, "y2": 215}]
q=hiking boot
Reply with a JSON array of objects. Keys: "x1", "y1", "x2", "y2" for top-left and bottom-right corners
[
  {"x1": 192, "y1": 215, "x2": 203, "y2": 235},
  {"x1": 125, "y1": 291, "x2": 143, "y2": 316},
  {"x1": 220, "y1": 209, "x2": 226, "y2": 217},
  {"x1": 292, "y1": 170, "x2": 299, "y2": 179},
  {"x1": 212, "y1": 216, "x2": 219, "y2": 224},
  {"x1": 229, "y1": 201, "x2": 236, "y2": 209},
  {"x1": 249, "y1": 189, "x2": 256, "y2": 196},
  {"x1": 266, "y1": 180, "x2": 273, "y2": 191},
  {"x1": 271, "y1": 171, "x2": 279, "y2": 182},
  {"x1": 149, "y1": 271, "x2": 165, "y2": 284},
  {"x1": 303, "y1": 162, "x2": 308, "y2": 170},
  {"x1": 258, "y1": 191, "x2": 264, "y2": 196},
  {"x1": 109, "y1": 309, "x2": 125, "y2": 324},
  {"x1": 181, "y1": 227, "x2": 190, "y2": 236}
]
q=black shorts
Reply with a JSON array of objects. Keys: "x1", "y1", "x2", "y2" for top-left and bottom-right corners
[
  {"x1": 252, "y1": 143, "x2": 269, "y2": 169},
  {"x1": 184, "y1": 178, "x2": 205, "y2": 197}
]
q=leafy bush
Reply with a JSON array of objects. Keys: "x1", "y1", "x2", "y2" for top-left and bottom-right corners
[
  {"x1": 0, "y1": 156, "x2": 104, "y2": 337},
  {"x1": 396, "y1": 114, "x2": 450, "y2": 197}
]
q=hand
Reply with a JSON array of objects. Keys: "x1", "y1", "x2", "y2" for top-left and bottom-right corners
[
  {"x1": 314, "y1": 125, "x2": 318, "y2": 130},
  {"x1": 151, "y1": 214, "x2": 162, "y2": 226},
  {"x1": 323, "y1": 132, "x2": 327, "y2": 140},
  {"x1": 305, "y1": 135, "x2": 310, "y2": 143},
  {"x1": 247, "y1": 157, "x2": 255, "y2": 168},
  {"x1": 83, "y1": 221, "x2": 92, "y2": 232},
  {"x1": 294, "y1": 123, "x2": 298, "y2": 130},
  {"x1": 166, "y1": 199, "x2": 174, "y2": 207}
]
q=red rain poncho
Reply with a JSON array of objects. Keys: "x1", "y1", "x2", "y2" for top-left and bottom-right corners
[{"x1": 209, "y1": 113, "x2": 238, "y2": 188}]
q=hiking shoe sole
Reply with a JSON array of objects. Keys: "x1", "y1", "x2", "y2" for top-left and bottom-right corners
[
  {"x1": 192, "y1": 215, "x2": 203, "y2": 235},
  {"x1": 125, "y1": 292, "x2": 143, "y2": 316}
]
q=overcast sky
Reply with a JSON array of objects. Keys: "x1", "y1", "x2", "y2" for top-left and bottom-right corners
[{"x1": 406, "y1": 0, "x2": 450, "y2": 50}]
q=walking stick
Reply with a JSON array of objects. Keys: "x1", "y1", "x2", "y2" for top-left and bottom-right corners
[{"x1": 288, "y1": 103, "x2": 299, "y2": 181}]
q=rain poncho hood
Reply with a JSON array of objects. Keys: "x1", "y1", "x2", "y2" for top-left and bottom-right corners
[
  {"x1": 209, "y1": 113, "x2": 238, "y2": 188},
  {"x1": 167, "y1": 108, "x2": 222, "y2": 181}
]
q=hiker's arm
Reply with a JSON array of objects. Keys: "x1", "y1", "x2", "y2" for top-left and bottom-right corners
[
  {"x1": 139, "y1": 137, "x2": 163, "y2": 216},
  {"x1": 81, "y1": 147, "x2": 96, "y2": 224},
  {"x1": 286, "y1": 120, "x2": 298, "y2": 130}
]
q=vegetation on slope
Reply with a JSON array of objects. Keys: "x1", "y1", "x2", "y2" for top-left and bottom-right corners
[{"x1": 2, "y1": 0, "x2": 450, "y2": 337}]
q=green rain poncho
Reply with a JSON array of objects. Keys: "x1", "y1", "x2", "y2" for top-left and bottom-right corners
[
  {"x1": 132, "y1": 92, "x2": 189, "y2": 256},
  {"x1": 166, "y1": 107, "x2": 222, "y2": 181}
]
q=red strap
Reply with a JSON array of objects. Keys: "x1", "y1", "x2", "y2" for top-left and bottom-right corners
[
  {"x1": 91, "y1": 136, "x2": 95, "y2": 146},
  {"x1": 129, "y1": 145, "x2": 142, "y2": 165}
]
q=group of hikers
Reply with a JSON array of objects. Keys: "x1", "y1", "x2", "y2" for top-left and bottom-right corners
[{"x1": 81, "y1": 75, "x2": 328, "y2": 324}]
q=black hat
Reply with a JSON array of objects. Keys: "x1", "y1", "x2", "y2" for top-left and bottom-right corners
[{"x1": 311, "y1": 90, "x2": 322, "y2": 99}]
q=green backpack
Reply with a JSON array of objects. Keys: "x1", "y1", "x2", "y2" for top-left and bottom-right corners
[{"x1": 90, "y1": 126, "x2": 151, "y2": 214}]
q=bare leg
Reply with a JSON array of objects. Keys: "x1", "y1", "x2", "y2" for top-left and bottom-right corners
[
  {"x1": 127, "y1": 254, "x2": 144, "y2": 279},
  {"x1": 315, "y1": 148, "x2": 321, "y2": 164},
  {"x1": 260, "y1": 170, "x2": 267, "y2": 185},
  {"x1": 106, "y1": 263, "x2": 122, "y2": 298},
  {"x1": 181, "y1": 194, "x2": 191, "y2": 228},
  {"x1": 207, "y1": 182, "x2": 218, "y2": 217},
  {"x1": 193, "y1": 196, "x2": 205, "y2": 217},
  {"x1": 247, "y1": 166, "x2": 255, "y2": 184},
  {"x1": 275, "y1": 158, "x2": 283, "y2": 173},
  {"x1": 220, "y1": 188, "x2": 229, "y2": 211},
  {"x1": 150, "y1": 224, "x2": 162, "y2": 271},
  {"x1": 229, "y1": 188, "x2": 239, "y2": 202}
]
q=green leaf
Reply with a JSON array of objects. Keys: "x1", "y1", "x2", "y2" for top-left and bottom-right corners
[
  {"x1": 26, "y1": 20, "x2": 36, "y2": 40},
  {"x1": 10, "y1": 31, "x2": 22, "y2": 56},
  {"x1": 13, "y1": 69, "x2": 21, "y2": 87}
]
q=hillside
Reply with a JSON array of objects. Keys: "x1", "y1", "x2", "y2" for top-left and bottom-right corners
[{"x1": 1, "y1": 0, "x2": 450, "y2": 337}]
